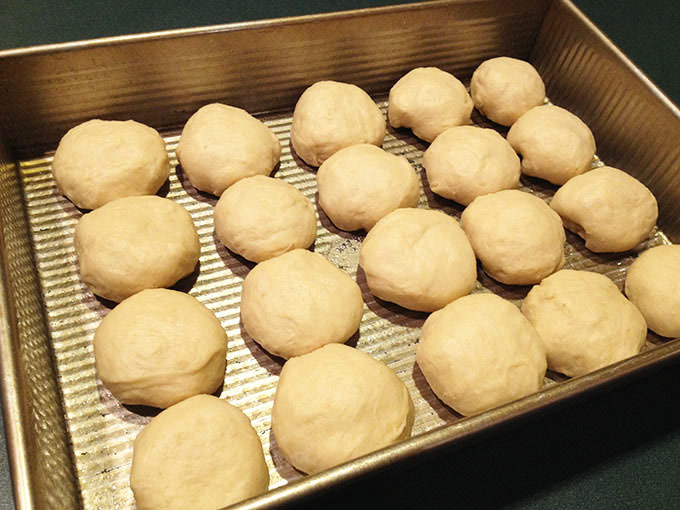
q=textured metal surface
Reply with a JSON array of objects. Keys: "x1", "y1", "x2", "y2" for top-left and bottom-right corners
[
  {"x1": 0, "y1": 141, "x2": 81, "y2": 508},
  {"x1": 1, "y1": 1, "x2": 680, "y2": 509},
  {"x1": 15, "y1": 100, "x2": 672, "y2": 510},
  {"x1": 0, "y1": 0, "x2": 550, "y2": 159},
  {"x1": 531, "y1": 0, "x2": 680, "y2": 243}
]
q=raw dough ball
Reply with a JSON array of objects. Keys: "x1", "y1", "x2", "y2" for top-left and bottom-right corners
[
  {"x1": 272, "y1": 343, "x2": 413, "y2": 474},
  {"x1": 74, "y1": 196, "x2": 200, "y2": 302},
  {"x1": 507, "y1": 105, "x2": 596, "y2": 185},
  {"x1": 388, "y1": 67, "x2": 474, "y2": 142},
  {"x1": 470, "y1": 57, "x2": 546, "y2": 126},
  {"x1": 130, "y1": 395, "x2": 269, "y2": 510},
  {"x1": 93, "y1": 289, "x2": 227, "y2": 408},
  {"x1": 176, "y1": 103, "x2": 281, "y2": 196},
  {"x1": 522, "y1": 270, "x2": 647, "y2": 377},
  {"x1": 214, "y1": 175, "x2": 316, "y2": 262},
  {"x1": 422, "y1": 126, "x2": 520, "y2": 206},
  {"x1": 290, "y1": 81, "x2": 385, "y2": 166},
  {"x1": 317, "y1": 144, "x2": 420, "y2": 231},
  {"x1": 359, "y1": 208, "x2": 477, "y2": 312},
  {"x1": 241, "y1": 249, "x2": 363, "y2": 359},
  {"x1": 51, "y1": 119, "x2": 170, "y2": 210},
  {"x1": 550, "y1": 166, "x2": 658, "y2": 253},
  {"x1": 625, "y1": 245, "x2": 680, "y2": 337},
  {"x1": 417, "y1": 293, "x2": 547, "y2": 416},
  {"x1": 461, "y1": 190, "x2": 565, "y2": 285}
]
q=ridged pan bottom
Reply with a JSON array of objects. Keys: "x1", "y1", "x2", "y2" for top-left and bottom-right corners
[{"x1": 18, "y1": 99, "x2": 669, "y2": 509}]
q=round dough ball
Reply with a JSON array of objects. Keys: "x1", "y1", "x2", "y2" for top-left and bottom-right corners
[
  {"x1": 388, "y1": 67, "x2": 474, "y2": 142},
  {"x1": 93, "y1": 289, "x2": 227, "y2": 408},
  {"x1": 130, "y1": 395, "x2": 269, "y2": 510},
  {"x1": 290, "y1": 81, "x2": 385, "y2": 166},
  {"x1": 51, "y1": 119, "x2": 170, "y2": 210},
  {"x1": 507, "y1": 105, "x2": 596, "y2": 185},
  {"x1": 214, "y1": 175, "x2": 316, "y2": 262},
  {"x1": 317, "y1": 144, "x2": 420, "y2": 231},
  {"x1": 470, "y1": 57, "x2": 546, "y2": 126},
  {"x1": 272, "y1": 343, "x2": 413, "y2": 474},
  {"x1": 240, "y1": 249, "x2": 363, "y2": 359},
  {"x1": 417, "y1": 293, "x2": 547, "y2": 416},
  {"x1": 74, "y1": 196, "x2": 200, "y2": 302},
  {"x1": 625, "y1": 245, "x2": 680, "y2": 337},
  {"x1": 422, "y1": 126, "x2": 520, "y2": 206},
  {"x1": 176, "y1": 103, "x2": 281, "y2": 196},
  {"x1": 550, "y1": 166, "x2": 658, "y2": 253},
  {"x1": 522, "y1": 270, "x2": 647, "y2": 377},
  {"x1": 359, "y1": 208, "x2": 477, "y2": 312},
  {"x1": 461, "y1": 190, "x2": 565, "y2": 285}
]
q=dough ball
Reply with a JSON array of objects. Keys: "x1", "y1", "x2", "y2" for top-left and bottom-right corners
[
  {"x1": 51, "y1": 119, "x2": 170, "y2": 210},
  {"x1": 461, "y1": 190, "x2": 565, "y2": 285},
  {"x1": 74, "y1": 196, "x2": 200, "y2": 302},
  {"x1": 417, "y1": 293, "x2": 547, "y2": 416},
  {"x1": 290, "y1": 81, "x2": 385, "y2": 166},
  {"x1": 130, "y1": 395, "x2": 269, "y2": 510},
  {"x1": 625, "y1": 245, "x2": 680, "y2": 337},
  {"x1": 388, "y1": 67, "x2": 474, "y2": 142},
  {"x1": 359, "y1": 208, "x2": 477, "y2": 312},
  {"x1": 272, "y1": 343, "x2": 413, "y2": 474},
  {"x1": 176, "y1": 103, "x2": 281, "y2": 196},
  {"x1": 317, "y1": 144, "x2": 420, "y2": 231},
  {"x1": 240, "y1": 249, "x2": 363, "y2": 359},
  {"x1": 214, "y1": 175, "x2": 316, "y2": 262},
  {"x1": 521, "y1": 270, "x2": 647, "y2": 377},
  {"x1": 422, "y1": 126, "x2": 520, "y2": 206},
  {"x1": 507, "y1": 105, "x2": 596, "y2": 185},
  {"x1": 470, "y1": 57, "x2": 546, "y2": 126},
  {"x1": 93, "y1": 289, "x2": 227, "y2": 408},
  {"x1": 550, "y1": 166, "x2": 658, "y2": 253}
]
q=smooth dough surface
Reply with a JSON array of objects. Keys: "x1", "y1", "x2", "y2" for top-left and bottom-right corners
[
  {"x1": 388, "y1": 67, "x2": 473, "y2": 142},
  {"x1": 272, "y1": 343, "x2": 414, "y2": 474},
  {"x1": 317, "y1": 144, "x2": 420, "y2": 231},
  {"x1": 359, "y1": 208, "x2": 477, "y2": 312},
  {"x1": 417, "y1": 293, "x2": 547, "y2": 416},
  {"x1": 176, "y1": 103, "x2": 281, "y2": 196},
  {"x1": 470, "y1": 57, "x2": 546, "y2": 126},
  {"x1": 74, "y1": 196, "x2": 200, "y2": 302},
  {"x1": 214, "y1": 175, "x2": 316, "y2": 262},
  {"x1": 550, "y1": 166, "x2": 658, "y2": 253},
  {"x1": 422, "y1": 126, "x2": 520, "y2": 206},
  {"x1": 94, "y1": 289, "x2": 227, "y2": 408},
  {"x1": 625, "y1": 245, "x2": 680, "y2": 337},
  {"x1": 52, "y1": 119, "x2": 170, "y2": 210},
  {"x1": 290, "y1": 81, "x2": 385, "y2": 166},
  {"x1": 240, "y1": 249, "x2": 363, "y2": 359},
  {"x1": 461, "y1": 190, "x2": 565, "y2": 285},
  {"x1": 522, "y1": 270, "x2": 647, "y2": 377},
  {"x1": 507, "y1": 105, "x2": 596, "y2": 185},
  {"x1": 130, "y1": 395, "x2": 269, "y2": 510}
]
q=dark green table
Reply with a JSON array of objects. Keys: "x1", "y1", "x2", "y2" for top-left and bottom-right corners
[{"x1": 1, "y1": 1, "x2": 679, "y2": 509}]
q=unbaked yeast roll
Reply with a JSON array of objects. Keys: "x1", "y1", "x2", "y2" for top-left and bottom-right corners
[
  {"x1": 272, "y1": 344, "x2": 413, "y2": 474},
  {"x1": 177, "y1": 103, "x2": 281, "y2": 196},
  {"x1": 417, "y1": 293, "x2": 547, "y2": 416},
  {"x1": 359, "y1": 208, "x2": 477, "y2": 312},
  {"x1": 52, "y1": 119, "x2": 170, "y2": 210},
  {"x1": 290, "y1": 80, "x2": 385, "y2": 166}
]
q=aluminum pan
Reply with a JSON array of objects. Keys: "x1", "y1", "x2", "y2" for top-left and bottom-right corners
[
  {"x1": 1, "y1": 1, "x2": 680, "y2": 509},
  {"x1": 15, "y1": 97, "x2": 674, "y2": 510}
]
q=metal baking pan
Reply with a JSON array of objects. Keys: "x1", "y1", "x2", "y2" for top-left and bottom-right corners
[{"x1": 1, "y1": 1, "x2": 679, "y2": 509}]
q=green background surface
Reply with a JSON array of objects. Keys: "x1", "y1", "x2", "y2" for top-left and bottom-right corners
[{"x1": 1, "y1": 1, "x2": 680, "y2": 509}]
